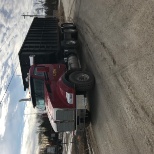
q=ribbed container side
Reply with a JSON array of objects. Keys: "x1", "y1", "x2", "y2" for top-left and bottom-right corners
[{"x1": 18, "y1": 17, "x2": 61, "y2": 90}]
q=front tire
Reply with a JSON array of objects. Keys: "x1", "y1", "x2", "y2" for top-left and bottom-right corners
[{"x1": 69, "y1": 71, "x2": 94, "y2": 92}]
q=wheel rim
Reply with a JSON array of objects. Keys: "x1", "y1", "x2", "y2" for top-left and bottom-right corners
[{"x1": 76, "y1": 73, "x2": 89, "y2": 81}]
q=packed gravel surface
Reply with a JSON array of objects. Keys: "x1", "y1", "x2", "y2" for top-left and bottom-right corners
[{"x1": 60, "y1": 0, "x2": 154, "y2": 154}]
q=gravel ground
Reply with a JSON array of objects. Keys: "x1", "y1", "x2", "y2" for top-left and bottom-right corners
[{"x1": 59, "y1": 0, "x2": 154, "y2": 154}]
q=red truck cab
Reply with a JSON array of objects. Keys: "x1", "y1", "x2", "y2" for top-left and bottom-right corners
[
  {"x1": 29, "y1": 63, "x2": 94, "y2": 132},
  {"x1": 29, "y1": 64, "x2": 77, "y2": 132}
]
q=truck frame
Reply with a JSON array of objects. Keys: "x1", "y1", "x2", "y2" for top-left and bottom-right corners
[{"x1": 18, "y1": 17, "x2": 94, "y2": 133}]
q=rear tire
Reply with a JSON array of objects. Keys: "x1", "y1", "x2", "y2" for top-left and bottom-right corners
[
  {"x1": 63, "y1": 29, "x2": 78, "y2": 39},
  {"x1": 64, "y1": 29, "x2": 77, "y2": 33},
  {"x1": 69, "y1": 71, "x2": 94, "y2": 92},
  {"x1": 61, "y1": 23, "x2": 76, "y2": 29},
  {"x1": 61, "y1": 40, "x2": 78, "y2": 49}
]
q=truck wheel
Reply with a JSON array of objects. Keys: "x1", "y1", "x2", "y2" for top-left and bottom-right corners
[
  {"x1": 69, "y1": 71, "x2": 94, "y2": 92},
  {"x1": 64, "y1": 29, "x2": 77, "y2": 33},
  {"x1": 61, "y1": 40, "x2": 78, "y2": 49},
  {"x1": 64, "y1": 29, "x2": 78, "y2": 39},
  {"x1": 61, "y1": 23, "x2": 76, "y2": 29}
]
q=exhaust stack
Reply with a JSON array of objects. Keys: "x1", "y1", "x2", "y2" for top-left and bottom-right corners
[{"x1": 29, "y1": 55, "x2": 35, "y2": 66}]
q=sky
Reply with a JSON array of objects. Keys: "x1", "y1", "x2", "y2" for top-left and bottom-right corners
[{"x1": 0, "y1": 0, "x2": 45, "y2": 154}]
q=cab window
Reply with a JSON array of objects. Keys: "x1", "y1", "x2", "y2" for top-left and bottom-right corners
[
  {"x1": 33, "y1": 78, "x2": 45, "y2": 110},
  {"x1": 34, "y1": 67, "x2": 44, "y2": 76}
]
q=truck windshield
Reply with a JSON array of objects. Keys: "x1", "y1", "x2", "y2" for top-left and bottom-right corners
[{"x1": 33, "y1": 78, "x2": 45, "y2": 110}]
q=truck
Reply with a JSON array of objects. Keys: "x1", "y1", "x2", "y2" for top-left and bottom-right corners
[{"x1": 18, "y1": 17, "x2": 94, "y2": 133}]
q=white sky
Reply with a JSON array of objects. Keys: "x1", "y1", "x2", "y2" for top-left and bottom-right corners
[{"x1": 20, "y1": 101, "x2": 39, "y2": 154}]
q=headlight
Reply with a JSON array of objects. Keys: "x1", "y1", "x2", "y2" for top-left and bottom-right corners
[{"x1": 66, "y1": 92, "x2": 73, "y2": 104}]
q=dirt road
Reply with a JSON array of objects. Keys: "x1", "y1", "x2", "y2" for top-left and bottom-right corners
[{"x1": 61, "y1": 0, "x2": 154, "y2": 154}]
